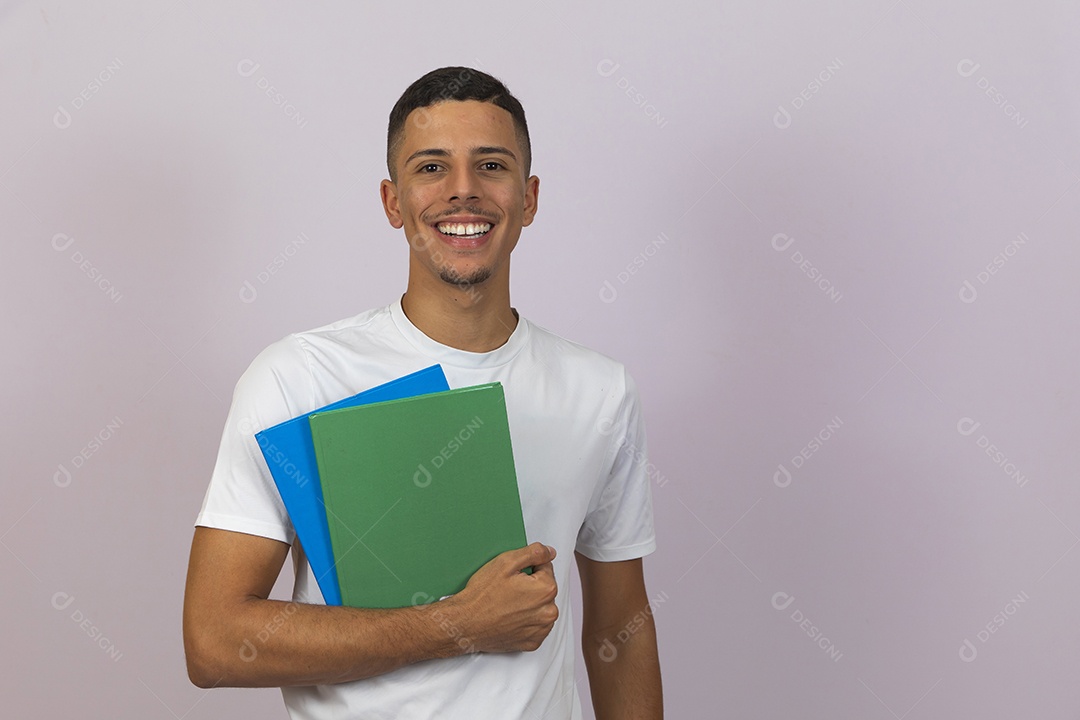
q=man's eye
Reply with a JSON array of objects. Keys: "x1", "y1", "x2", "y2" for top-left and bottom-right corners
[
  {"x1": 420, "y1": 163, "x2": 442, "y2": 173},
  {"x1": 481, "y1": 161, "x2": 503, "y2": 171}
]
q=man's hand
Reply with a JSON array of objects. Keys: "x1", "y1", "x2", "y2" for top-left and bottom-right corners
[{"x1": 444, "y1": 542, "x2": 559, "y2": 653}]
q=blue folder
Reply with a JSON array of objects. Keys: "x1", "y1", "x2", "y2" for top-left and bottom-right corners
[{"x1": 255, "y1": 365, "x2": 450, "y2": 605}]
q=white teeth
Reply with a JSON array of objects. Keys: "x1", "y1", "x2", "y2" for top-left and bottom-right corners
[{"x1": 437, "y1": 222, "x2": 492, "y2": 237}]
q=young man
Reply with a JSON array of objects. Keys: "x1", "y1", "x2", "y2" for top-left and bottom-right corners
[{"x1": 183, "y1": 66, "x2": 662, "y2": 719}]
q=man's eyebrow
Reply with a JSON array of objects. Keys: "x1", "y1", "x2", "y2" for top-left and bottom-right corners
[
  {"x1": 472, "y1": 146, "x2": 517, "y2": 162},
  {"x1": 404, "y1": 148, "x2": 450, "y2": 165}
]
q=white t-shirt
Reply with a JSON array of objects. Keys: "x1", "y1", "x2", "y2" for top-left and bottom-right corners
[{"x1": 196, "y1": 298, "x2": 656, "y2": 720}]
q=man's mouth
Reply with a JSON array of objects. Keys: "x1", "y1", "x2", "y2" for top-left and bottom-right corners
[{"x1": 435, "y1": 221, "x2": 493, "y2": 240}]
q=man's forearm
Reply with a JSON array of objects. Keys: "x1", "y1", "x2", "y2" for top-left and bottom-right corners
[
  {"x1": 185, "y1": 596, "x2": 468, "y2": 688},
  {"x1": 582, "y1": 615, "x2": 663, "y2": 720},
  {"x1": 184, "y1": 528, "x2": 559, "y2": 689}
]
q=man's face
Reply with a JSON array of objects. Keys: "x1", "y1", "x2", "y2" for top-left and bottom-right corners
[{"x1": 381, "y1": 100, "x2": 539, "y2": 291}]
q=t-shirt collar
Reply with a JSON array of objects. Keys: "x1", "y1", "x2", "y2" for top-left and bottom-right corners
[{"x1": 390, "y1": 296, "x2": 529, "y2": 369}]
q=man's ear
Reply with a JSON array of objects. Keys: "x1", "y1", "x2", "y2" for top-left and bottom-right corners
[
  {"x1": 380, "y1": 179, "x2": 404, "y2": 229},
  {"x1": 522, "y1": 175, "x2": 540, "y2": 228}
]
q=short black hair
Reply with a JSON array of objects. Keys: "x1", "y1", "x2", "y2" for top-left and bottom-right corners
[{"x1": 386, "y1": 66, "x2": 531, "y2": 181}]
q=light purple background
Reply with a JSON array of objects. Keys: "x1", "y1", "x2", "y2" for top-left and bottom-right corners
[{"x1": 4, "y1": 1, "x2": 1078, "y2": 718}]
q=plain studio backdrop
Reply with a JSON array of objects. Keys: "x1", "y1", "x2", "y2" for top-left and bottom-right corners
[{"x1": 3, "y1": 1, "x2": 1078, "y2": 718}]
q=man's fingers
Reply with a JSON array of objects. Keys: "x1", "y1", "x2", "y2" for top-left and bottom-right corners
[
  {"x1": 501, "y1": 542, "x2": 555, "y2": 573},
  {"x1": 530, "y1": 559, "x2": 555, "y2": 577}
]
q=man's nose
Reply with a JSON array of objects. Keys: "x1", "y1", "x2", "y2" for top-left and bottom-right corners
[{"x1": 446, "y1": 165, "x2": 481, "y2": 202}]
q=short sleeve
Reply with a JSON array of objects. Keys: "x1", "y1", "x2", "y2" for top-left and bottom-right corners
[
  {"x1": 575, "y1": 367, "x2": 657, "y2": 561},
  {"x1": 194, "y1": 335, "x2": 314, "y2": 544}
]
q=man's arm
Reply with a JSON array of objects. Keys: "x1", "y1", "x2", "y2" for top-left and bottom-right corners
[
  {"x1": 577, "y1": 552, "x2": 663, "y2": 720},
  {"x1": 182, "y1": 527, "x2": 559, "y2": 688}
]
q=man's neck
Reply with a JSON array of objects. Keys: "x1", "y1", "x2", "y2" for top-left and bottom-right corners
[{"x1": 400, "y1": 282, "x2": 519, "y2": 353}]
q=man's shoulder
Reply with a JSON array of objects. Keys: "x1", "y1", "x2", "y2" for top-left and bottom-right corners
[
  {"x1": 290, "y1": 304, "x2": 392, "y2": 346},
  {"x1": 523, "y1": 318, "x2": 631, "y2": 389},
  {"x1": 259, "y1": 304, "x2": 392, "y2": 355},
  {"x1": 243, "y1": 304, "x2": 394, "y2": 377}
]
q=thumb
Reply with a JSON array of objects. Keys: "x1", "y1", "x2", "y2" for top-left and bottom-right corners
[{"x1": 505, "y1": 542, "x2": 555, "y2": 573}]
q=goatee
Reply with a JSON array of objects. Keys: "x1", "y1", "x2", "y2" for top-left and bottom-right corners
[{"x1": 439, "y1": 266, "x2": 491, "y2": 288}]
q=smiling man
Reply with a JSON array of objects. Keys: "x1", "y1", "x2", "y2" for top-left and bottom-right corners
[{"x1": 184, "y1": 67, "x2": 662, "y2": 719}]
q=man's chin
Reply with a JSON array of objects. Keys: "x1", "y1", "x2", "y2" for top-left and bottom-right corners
[{"x1": 439, "y1": 266, "x2": 492, "y2": 288}]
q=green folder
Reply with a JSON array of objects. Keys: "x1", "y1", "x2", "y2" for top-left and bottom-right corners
[{"x1": 309, "y1": 382, "x2": 529, "y2": 609}]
